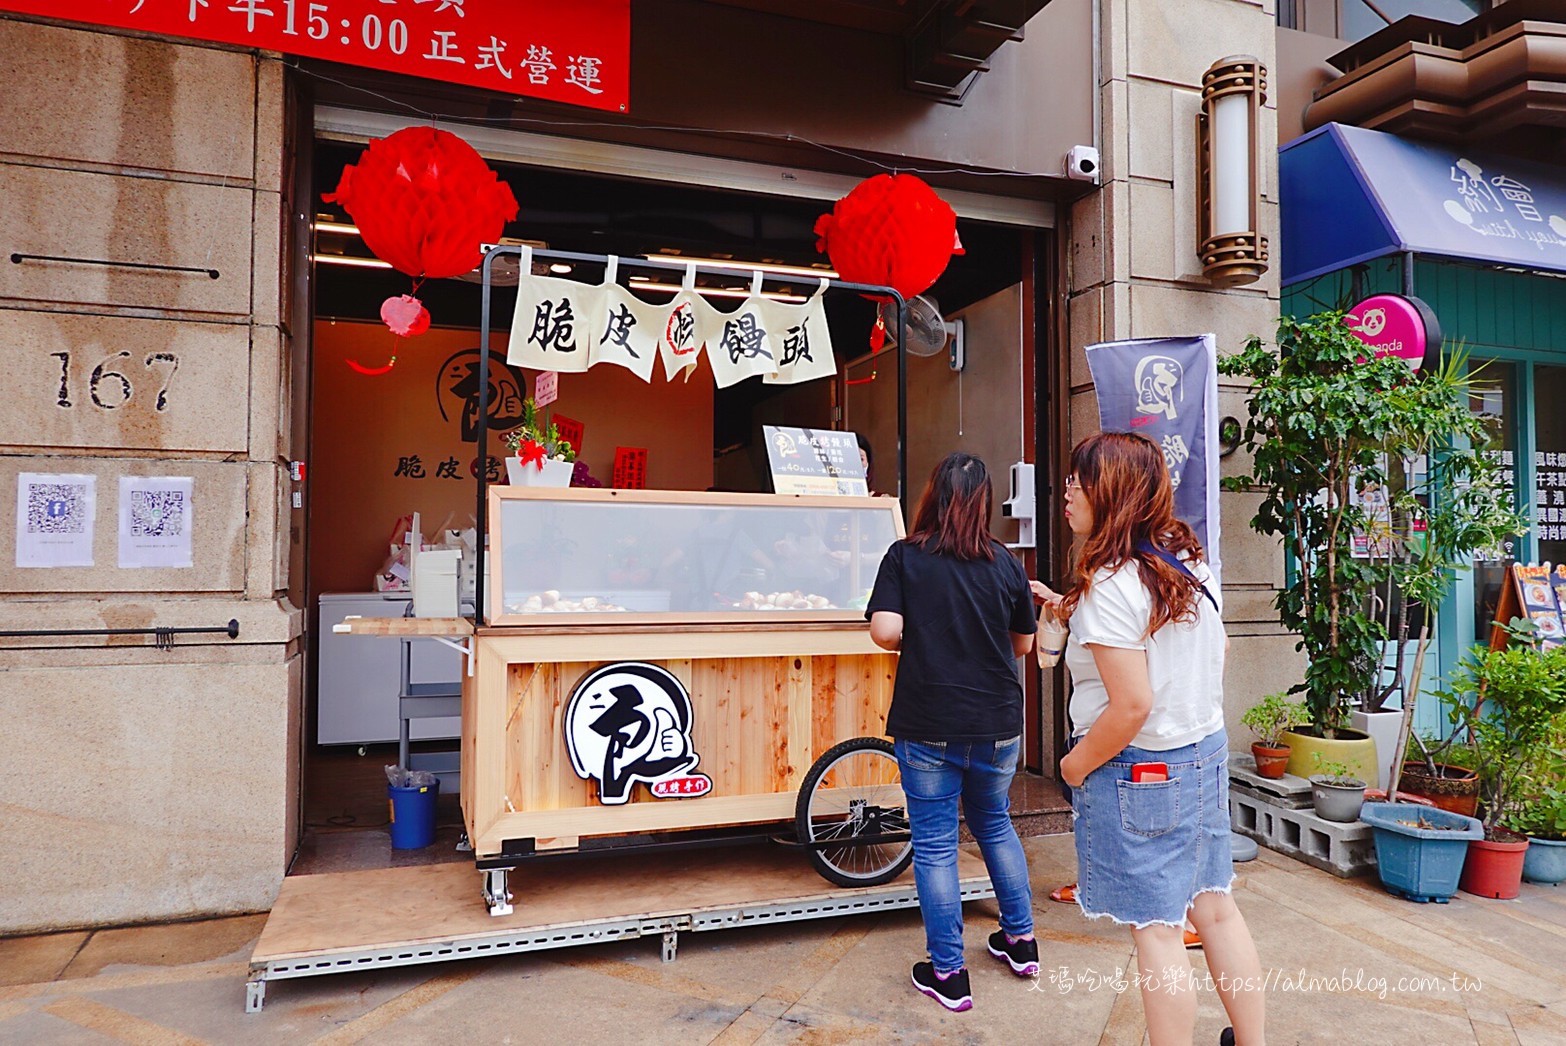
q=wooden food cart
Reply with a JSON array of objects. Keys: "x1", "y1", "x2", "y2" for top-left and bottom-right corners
[{"x1": 466, "y1": 487, "x2": 913, "y2": 915}]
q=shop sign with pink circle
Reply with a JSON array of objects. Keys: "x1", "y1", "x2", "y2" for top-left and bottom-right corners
[{"x1": 1344, "y1": 294, "x2": 1442, "y2": 372}]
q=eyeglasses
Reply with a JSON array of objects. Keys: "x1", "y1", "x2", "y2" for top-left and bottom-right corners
[{"x1": 1065, "y1": 475, "x2": 1083, "y2": 492}]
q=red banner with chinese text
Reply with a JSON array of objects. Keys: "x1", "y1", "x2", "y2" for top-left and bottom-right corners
[{"x1": 0, "y1": 0, "x2": 629, "y2": 113}]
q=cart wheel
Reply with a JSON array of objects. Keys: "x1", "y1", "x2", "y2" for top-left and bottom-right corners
[{"x1": 795, "y1": 736, "x2": 913, "y2": 888}]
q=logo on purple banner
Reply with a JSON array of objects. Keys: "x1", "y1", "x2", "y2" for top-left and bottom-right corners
[{"x1": 1085, "y1": 334, "x2": 1221, "y2": 572}]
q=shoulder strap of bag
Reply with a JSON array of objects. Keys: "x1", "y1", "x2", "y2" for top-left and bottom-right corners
[{"x1": 1134, "y1": 540, "x2": 1219, "y2": 614}]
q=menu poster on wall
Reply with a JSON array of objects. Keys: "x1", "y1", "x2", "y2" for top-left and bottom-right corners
[
  {"x1": 15, "y1": 473, "x2": 95, "y2": 568},
  {"x1": 1511, "y1": 563, "x2": 1565, "y2": 649},
  {"x1": 118, "y1": 476, "x2": 194, "y2": 569},
  {"x1": 763, "y1": 426, "x2": 869, "y2": 496}
]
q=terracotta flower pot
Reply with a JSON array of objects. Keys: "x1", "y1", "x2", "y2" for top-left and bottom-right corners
[
  {"x1": 1397, "y1": 762, "x2": 1480, "y2": 818},
  {"x1": 1251, "y1": 743, "x2": 1291, "y2": 779},
  {"x1": 1459, "y1": 830, "x2": 1530, "y2": 899}
]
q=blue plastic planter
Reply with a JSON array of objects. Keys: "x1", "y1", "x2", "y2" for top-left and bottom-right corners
[
  {"x1": 1523, "y1": 837, "x2": 1566, "y2": 885},
  {"x1": 1359, "y1": 802, "x2": 1483, "y2": 903},
  {"x1": 388, "y1": 779, "x2": 439, "y2": 850}
]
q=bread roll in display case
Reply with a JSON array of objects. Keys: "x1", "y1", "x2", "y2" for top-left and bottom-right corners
[{"x1": 464, "y1": 488, "x2": 912, "y2": 914}]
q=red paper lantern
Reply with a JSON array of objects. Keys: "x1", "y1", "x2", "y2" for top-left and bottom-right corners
[
  {"x1": 323, "y1": 126, "x2": 519, "y2": 280},
  {"x1": 813, "y1": 173, "x2": 964, "y2": 299}
]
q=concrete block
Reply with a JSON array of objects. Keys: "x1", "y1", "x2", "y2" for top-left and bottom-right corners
[
  {"x1": 1229, "y1": 753, "x2": 1313, "y2": 807},
  {"x1": 1230, "y1": 788, "x2": 1376, "y2": 878}
]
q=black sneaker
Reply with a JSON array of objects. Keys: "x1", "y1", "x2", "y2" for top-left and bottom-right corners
[
  {"x1": 1219, "y1": 1029, "x2": 1235, "y2": 1046},
  {"x1": 986, "y1": 930, "x2": 1040, "y2": 976},
  {"x1": 911, "y1": 961, "x2": 972, "y2": 1012}
]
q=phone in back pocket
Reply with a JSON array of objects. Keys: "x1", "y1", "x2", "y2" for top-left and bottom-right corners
[{"x1": 1131, "y1": 761, "x2": 1169, "y2": 783}]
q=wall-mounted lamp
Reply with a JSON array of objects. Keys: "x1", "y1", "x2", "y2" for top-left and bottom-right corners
[{"x1": 1196, "y1": 56, "x2": 1269, "y2": 287}]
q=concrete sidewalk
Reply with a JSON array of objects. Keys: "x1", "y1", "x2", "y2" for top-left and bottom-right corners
[{"x1": 2, "y1": 835, "x2": 1564, "y2": 1044}]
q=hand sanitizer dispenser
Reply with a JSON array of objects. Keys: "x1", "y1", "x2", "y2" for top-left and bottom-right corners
[{"x1": 1001, "y1": 462, "x2": 1036, "y2": 549}]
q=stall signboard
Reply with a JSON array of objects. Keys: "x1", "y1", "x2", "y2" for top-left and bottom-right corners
[
  {"x1": 764, "y1": 426, "x2": 868, "y2": 496},
  {"x1": 0, "y1": 0, "x2": 630, "y2": 114},
  {"x1": 1085, "y1": 334, "x2": 1221, "y2": 571},
  {"x1": 565, "y1": 662, "x2": 713, "y2": 805},
  {"x1": 1345, "y1": 294, "x2": 1441, "y2": 373}
]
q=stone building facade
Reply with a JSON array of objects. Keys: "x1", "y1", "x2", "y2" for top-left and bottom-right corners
[{"x1": 0, "y1": 0, "x2": 1304, "y2": 934}]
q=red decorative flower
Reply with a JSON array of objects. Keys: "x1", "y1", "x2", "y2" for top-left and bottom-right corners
[
  {"x1": 814, "y1": 173, "x2": 964, "y2": 299},
  {"x1": 323, "y1": 126, "x2": 519, "y2": 280},
  {"x1": 517, "y1": 439, "x2": 548, "y2": 470}
]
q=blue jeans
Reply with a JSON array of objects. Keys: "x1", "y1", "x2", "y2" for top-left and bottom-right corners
[{"x1": 895, "y1": 736, "x2": 1034, "y2": 974}]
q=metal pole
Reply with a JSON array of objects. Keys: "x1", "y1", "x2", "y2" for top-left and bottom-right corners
[{"x1": 474, "y1": 246, "x2": 501, "y2": 627}]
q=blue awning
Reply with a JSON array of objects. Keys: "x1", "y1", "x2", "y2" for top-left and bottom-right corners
[{"x1": 1280, "y1": 123, "x2": 1566, "y2": 285}]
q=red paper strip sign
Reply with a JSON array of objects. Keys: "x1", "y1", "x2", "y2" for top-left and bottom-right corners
[
  {"x1": 612, "y1": 446, "x2": 647, "y2": 490},
  {"x1": 0, "y1": 0, "x2": 630, "y2": 114},
  {"x1": 553, "y1": 415, "x2": 584, "y2": 456}
]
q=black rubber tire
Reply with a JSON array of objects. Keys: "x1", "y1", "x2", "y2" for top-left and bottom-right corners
[{"x1": 795, "y1": 736, "x2": 913, "y2": 888}]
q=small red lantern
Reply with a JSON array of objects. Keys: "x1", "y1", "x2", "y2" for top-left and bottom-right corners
[
  {"x1": 324, "y1": 126, "x2": 518, "y2": 369},
  {"x1": 814, "y1": 173, "x2": 963, "y2": 300},
  {"x1": 324, "y1": 126, "x2": 519, "y2": 280}
]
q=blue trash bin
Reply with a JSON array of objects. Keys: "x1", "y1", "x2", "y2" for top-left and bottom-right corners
[{"x1": 388, "y1": 779, "x2": 439, "y2": 849}]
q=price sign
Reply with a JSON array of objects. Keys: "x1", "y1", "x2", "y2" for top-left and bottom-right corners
[
  {"x1": 534, "y1": 370, "x2": 558, "y2": 409},
  {"x1": 0, "y1": 0, "x2": 630, "y2": 114}
]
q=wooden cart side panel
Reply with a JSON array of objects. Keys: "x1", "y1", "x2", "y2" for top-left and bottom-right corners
[
  {"x1": 475, "y1": 791, "x2": 800, "y2": 853},
  {"x1": 466, "y1": 639, "x2": 515, "y2": 846}
]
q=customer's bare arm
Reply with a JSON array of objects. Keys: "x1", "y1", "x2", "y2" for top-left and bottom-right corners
[
  {"x1": 1059, "y1": 645, "x2": 1153, "y2": 786},
  {"x1": 869, "y1": 611, "x2": 903, "y2": 652}
]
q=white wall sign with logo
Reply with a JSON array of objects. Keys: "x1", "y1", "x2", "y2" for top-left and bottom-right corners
[
  {"x1": 763, "y1": 425, "x2": 869, "y2": 496},
  {"x1": 1085, "y1": 334, "x2": 1221, "y2": 573},
  {"x1": 565, "y1": 661, "x2": 713, "y2": 805},
  {"x1": 15, "y1": 472, "x2": 96, "y2": 568},
  {"x1": 118, "y1": 475, "x2": 194, "y2": 569}
]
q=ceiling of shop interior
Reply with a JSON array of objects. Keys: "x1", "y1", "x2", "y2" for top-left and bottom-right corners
[{"x1": 314, "y1": 139, "x2": 1028, "y2": 331}]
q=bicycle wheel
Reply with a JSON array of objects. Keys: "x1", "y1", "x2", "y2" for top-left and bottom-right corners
[{"x1": 795, "y1": 736, "x2": 913, "y2": 888}]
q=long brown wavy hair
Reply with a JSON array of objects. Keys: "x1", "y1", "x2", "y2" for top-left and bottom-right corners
[
  {"x1": 905, "y1": 452, "x2": 996, "y2": 561},
  {"x1": 1060, "y1": 432, "x2": 1206, "y2": 637}
]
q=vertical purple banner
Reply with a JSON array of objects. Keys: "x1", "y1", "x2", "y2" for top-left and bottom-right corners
[{"x1": 1084, "y1": 334, "x2": 1221, "y2": 573}]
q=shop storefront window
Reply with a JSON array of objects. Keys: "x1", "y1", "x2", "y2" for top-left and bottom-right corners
[{"x1": 1471, "y1": 360, "x2": 1517, "y2": 637}]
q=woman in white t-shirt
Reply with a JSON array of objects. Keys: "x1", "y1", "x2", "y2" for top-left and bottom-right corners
[{"x1": 1040, "y1": 432, "x2": 1265, "y2": 1046}]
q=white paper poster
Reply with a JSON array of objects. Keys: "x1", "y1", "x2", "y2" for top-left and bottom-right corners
[
  {"x1": 119, "y1": 476, "x2": 194, "y2": 569},
  {"x1": 507, "y1": 249, "x2": 599, "y2": 374},
  {"x1": 16, "y1": 472, "x2": 96, "y2": 568},
  {"x1": 763, "y1": 281, "x2": 836, "y2": 386},
  {"x1": 589, "y1": 260, "x2": 661, "y2": 382}
]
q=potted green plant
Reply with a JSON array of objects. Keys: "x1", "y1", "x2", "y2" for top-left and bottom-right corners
[
  {"x1": 1509, "y1": 783, "x2": 1566, "y2": 885},
  {"x1": 1241, "y1": 692, "x2": 1308, "y2": 778},
  {"x1": 1445, "y1": 640, "x2": 1566, "y2": 899},
  {"x1": 1308, "y1": 756, "x2": 1367, "y2": 823},
  {"x1": 1397, "y1": 735, "x2": 1480, "y2": 817},
  {"x1": 503, "y1": 397, "x2": 577, "y2": 487},
  {"x1": 1221, "y1": 313, "x2": 1525, "y2": 785}
]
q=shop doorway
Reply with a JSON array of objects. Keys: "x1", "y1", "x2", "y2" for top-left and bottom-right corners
[{"x1": 294, "y1": 135, "x2": 1049, "y2": 843}]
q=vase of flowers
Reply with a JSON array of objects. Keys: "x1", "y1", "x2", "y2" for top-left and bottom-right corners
[{"x1": 503, "y1": 397, "x2": 576, "y2": 488}]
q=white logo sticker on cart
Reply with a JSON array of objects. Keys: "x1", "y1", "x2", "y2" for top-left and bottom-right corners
[{"x1": 565, "y1": 662, "x2": 713, "y2": 805}]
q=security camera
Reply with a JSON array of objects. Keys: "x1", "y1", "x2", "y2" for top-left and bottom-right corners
[{"x1": 1065, "y1": 145, "x2": 1100, "y2": 183}]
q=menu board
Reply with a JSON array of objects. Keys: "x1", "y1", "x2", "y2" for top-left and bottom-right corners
[
  {"x1": 1503, "y1": 563, "x2": 1566, "y2": 649},
  {"x1": 763, "y1": 426, "x2": 869, "y2": 496}
]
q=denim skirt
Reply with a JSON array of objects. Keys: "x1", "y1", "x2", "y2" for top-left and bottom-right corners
[{"x1": 1072, "y1": 728, "x2": 1235, "y2": 929}]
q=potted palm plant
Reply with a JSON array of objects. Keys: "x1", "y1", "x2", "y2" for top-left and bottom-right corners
[
  {"x1": 1241, "y1": 692, "x2": 1308, "y2": 778},
  {"x1": 1308, "y1": 756, "x2": 1367, "y2": 823},
  {"x1": 1221, "y1": 313, "x2": 1524, "y2": 786}
]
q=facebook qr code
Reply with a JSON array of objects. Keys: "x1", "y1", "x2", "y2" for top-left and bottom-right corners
[
  {"x1": 129, "y1": 490, "x2": 185, "y2": 538},
  {"x1": 26, "y1": 484, "x2": 88, "y2": 534}
]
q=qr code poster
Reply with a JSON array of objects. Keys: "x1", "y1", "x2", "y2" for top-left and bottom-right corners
[
  {"x1": 15, "y1": 473, "x2": 97, "y2": 568},
  {"x1": 118, "y1": 476, "x2": 194, "y2": 569}
]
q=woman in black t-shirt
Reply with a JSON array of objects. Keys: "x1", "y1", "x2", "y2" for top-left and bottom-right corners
[{"x1": 866, "y1": 452, "x2": 1039, "y2": 1012}]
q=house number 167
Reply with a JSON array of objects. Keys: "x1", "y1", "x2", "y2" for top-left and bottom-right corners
[{"x1": 50, "y1": 350, "x2": 179, "y2": 411}]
